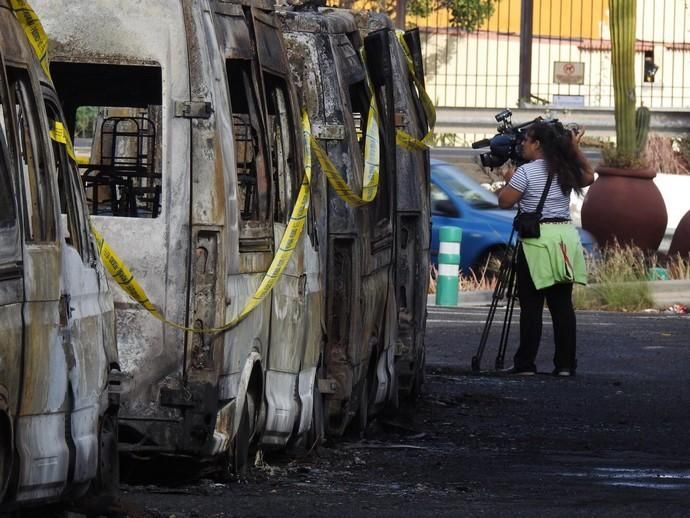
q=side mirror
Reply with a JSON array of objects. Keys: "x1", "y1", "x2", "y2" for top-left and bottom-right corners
[{"x1": 434, "y1": 199, "x2": 459, "y2": 217}]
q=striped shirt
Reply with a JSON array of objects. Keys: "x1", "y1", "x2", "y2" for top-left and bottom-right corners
[{"x1": 508, "y1": 159, "x2": 571, "y2": 220}]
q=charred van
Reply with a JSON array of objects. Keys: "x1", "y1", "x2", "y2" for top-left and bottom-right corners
[{"x1": 0, "y1": 1, "x2": 119, "y2": 511}]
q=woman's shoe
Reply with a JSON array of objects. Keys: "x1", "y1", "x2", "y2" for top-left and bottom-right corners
[{"x1": 552, "y1": 368, "x2": 573, "y2": 377}]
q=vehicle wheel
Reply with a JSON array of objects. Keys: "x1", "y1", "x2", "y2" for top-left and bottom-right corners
[
  {"x1": 98, "y1": 414, "x2": 119, "y2": 498},
  {"x1": 77, "y1": 413, "x2": 119, "y2": 516},
  {"x1": 0, "y1": 414, "x2": 11, "y2": 502},
  {"x1": 231, "y1": 401, "x2": 250, "y2": 478},
  {"x1": 305, "y1": 382, "x2": 324, "y2": 451},
  {"x1": 356, "y1": 376, "x2": 369, "y2": 437},
  {"x1": 409, "y1": 347, "x2": 426, "y2": 401}
]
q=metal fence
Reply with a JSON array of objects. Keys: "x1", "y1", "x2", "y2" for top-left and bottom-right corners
[{"x1": 412, "y1": 0, "x2": 690, "y2": 111}]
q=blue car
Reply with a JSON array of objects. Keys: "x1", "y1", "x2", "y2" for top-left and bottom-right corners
[{"x1": 430, "y1": 159, "x2": 596, "y2": 276}]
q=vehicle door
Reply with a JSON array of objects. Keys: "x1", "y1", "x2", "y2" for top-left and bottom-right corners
[
  {"x1": 213, "y1": 4, "x2": 274, "y2": 404},
  {"x1": 0, "y1": 61, "x2": 22, "y2": 501},
  {"x1": 253, "y1": 7, "x2": 312, "y2": 445},
  {"x1": 6, "y1": 65, "x2": 68, "y2": 501},
  {"x1": 43, "y1": 90, "x2": 114, "y2": 484}
]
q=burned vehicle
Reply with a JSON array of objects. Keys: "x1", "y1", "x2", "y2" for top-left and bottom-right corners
[
  {"x1": 0, "y1": 1, "x2": 119, "y2": 511},
  {"x1": 352, "y1": 13, "x2": 432, "y2": 399},
  {"x1": 210, "y1": 0, "x2": 322, "y2": 457},
  {"x1": 277, "y1": 7, "x2": 399, "y2": 436},
  {"x1": 33, "y1": 0, "x2": 319, "y2": 472}
]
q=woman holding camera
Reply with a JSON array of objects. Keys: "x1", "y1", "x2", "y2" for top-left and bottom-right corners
[{"x1": 498, "y1": 121, "x2": 594, "y2": 376}]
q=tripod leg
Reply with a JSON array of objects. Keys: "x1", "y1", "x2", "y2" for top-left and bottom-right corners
[
  {"x1": 495, "y1": 243, "x2": 520, "y2": 370},
  {"x1": 472, "y1": 244, "x2": 513, "y2": 373},
  {"x1": 473, "y1": 297, "x2": 500, "y2": 373},
  {"x1": 495, "y1": 266, "x2": 517, "y2": 369}
]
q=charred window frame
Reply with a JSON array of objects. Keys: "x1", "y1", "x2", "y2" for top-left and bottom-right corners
[
  {"x1": 44, "y1": 98, "x2": 93, "y2": 263},
  {"x1": 49, "y1": 62, "x2": 163, "y2": 219},
  {"x1": 226, "y1": 59, "x2": 270, "y2": 225},
  {"x1": 335, "y1": 33, "x2": 391, "y2": 228},
  {"x1": 349, "y1": 80, "x2": 390, "y2": 228},
  {"x1": 7, "y1": 67, "x2": 55, "y2": 243},
  {"x1": 263, "y1": 72, "x2": 297, "y2": 224}
]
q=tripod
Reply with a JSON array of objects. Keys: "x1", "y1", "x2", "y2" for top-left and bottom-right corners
[{"x1": 471, "y1": 233, "x2": 521, "y2": 373}]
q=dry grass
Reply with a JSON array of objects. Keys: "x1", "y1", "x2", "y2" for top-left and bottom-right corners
[
  {"x1": 574, "y1": 244, "x2": 653, "y2": 311},
  {"x1": 428, "y1": 257, "x2": 500, "y2": 294},
  {"x1": 651, "y1": 252, "x2": 690, "y2": 280},
  {"x1": 430, "y1": 245, "x2": 690, "y2": 309},
  {"x1": 574, "y1": 242, "x2": 690, "y2": 310},
  {"x1": 459, "y1": 264, "x2": 499, "y2": 292},
  {"x1": 644, "y1": 135, "x2": 690, "y2": 175}
]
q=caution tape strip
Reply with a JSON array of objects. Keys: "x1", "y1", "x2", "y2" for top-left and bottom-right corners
[
  {"x1": 49, "y1": 120, "x2": 78, "y2": 162},
  {"x1": 9, "y1": 0, "x2": 51, "y2": 80},
  {"x1": 395, "y1": 30, "x2": 436, "y2": 149},
  {"x1": 311, "y1": 68, "x2": 380, "y2": 208}
]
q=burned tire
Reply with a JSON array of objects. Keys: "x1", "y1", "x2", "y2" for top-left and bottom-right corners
[
  {"x1": 0, "y1": 412, "x2": 11, "y2": 502},
  {"x1": 356, "y1": 376, "x2": 369, "y2": 436},
  {"x1": 77, "y1": 413, "x2": 119, "y2": 516},
  {"x1": 231, "y1": 401, "x2": 251, "y2": 477},
  {"x1": 305, "y1": 382, "x2": 325, "y2": 451}
]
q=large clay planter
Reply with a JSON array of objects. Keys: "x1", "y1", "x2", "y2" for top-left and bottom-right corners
[
  {"x1": 669, "y1": 210, "x2": 690, "y2": 256},
  {"x1": 581, "y1": 166, "x2": 668, "y2": 251}
]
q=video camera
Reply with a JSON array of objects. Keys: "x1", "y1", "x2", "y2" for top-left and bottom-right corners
[{"x1": 471, "y1": 109, "x2": 577, "y2": 168}]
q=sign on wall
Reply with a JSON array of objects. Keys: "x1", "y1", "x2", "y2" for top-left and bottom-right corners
[{"x1": 554, "y1": 61, "x2": 585, "y2": 84}]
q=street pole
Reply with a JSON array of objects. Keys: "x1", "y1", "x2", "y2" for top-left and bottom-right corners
[
  {"x1": 395, "y1": 0, "x2": 406, "y2": 29},
  {"x1": 518, "y1": 0, "x2": 534, "y2": 107}
]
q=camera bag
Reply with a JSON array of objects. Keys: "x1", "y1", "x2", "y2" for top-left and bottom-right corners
[{"x1": 513, "y1": 172, "x2": 554, "y2": 239}]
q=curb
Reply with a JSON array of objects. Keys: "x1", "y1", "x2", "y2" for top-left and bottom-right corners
[{"x1": 428, "y1": 280, "x2": 690, "y2": 309}]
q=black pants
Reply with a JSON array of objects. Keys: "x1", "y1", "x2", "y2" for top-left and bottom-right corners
[{"x1": 513, "y1": 246, "x2": 577, "y2": 372}]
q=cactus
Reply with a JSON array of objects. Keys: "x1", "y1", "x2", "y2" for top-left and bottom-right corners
[
  {"x1": 635, "y1": 105, "x2": 650, "y2": 151},
  {"x1": 609, "y1": 0, "x2": 640, "y2": 161}
]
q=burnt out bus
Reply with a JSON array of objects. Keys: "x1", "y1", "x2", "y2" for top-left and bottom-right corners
[
  {"x1": 277, "y1": 7, "x2": 399, "y2": 436},
  {"x1": 353, "y1": 12, "x2": 432, "y2": 400},
  {"x1": 0, "y1": 1, "x2": 119, "y2": 511},
  {"x1": 33, "y1": 0, "x2": 320, "y2": 473},
  {"x1": 210, "y1": 0, "x2": 322, "y2": 459}
]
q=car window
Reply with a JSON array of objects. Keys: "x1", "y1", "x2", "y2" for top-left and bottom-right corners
[
  {"x1": 430, "y1": 183, "x2": 450, "y2": 213},
  {"x1": 433, "y1": 164, "x2": 499, "y2": 209}
]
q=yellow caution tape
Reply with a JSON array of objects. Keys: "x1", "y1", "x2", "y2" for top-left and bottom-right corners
[
  {"x1": 9, "y1": 0, "x2": 51, "y2": 80},
  {"x1": 49, "y1": 120, "x2": 78, "y2": 162},
  {"x1": 310, "y1": 84, "x2": 380, "y2": 208},
  {"x1": 92, "y1": 227, "x2": 164, "y2": 319},
  {"x1": 395, "y1": 128, "x2": 430, "y2": 152},
  {"x1": 90, "y1": 110, "x2": 313, "y2": 334},
  {"x1": 11, "y1": 1, "x2": 79, "y2": 163},
  {"x1": 395, "y1": 30, "x2": 436, "y2": 147}
]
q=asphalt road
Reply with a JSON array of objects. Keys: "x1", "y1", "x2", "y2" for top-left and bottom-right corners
[{"x1": 30, "y1": 306, "x2": 690, "y2": 517}]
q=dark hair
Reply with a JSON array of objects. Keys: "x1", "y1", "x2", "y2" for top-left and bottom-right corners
[{"x1": 526, "y1": 121, "x2": 592, "y2": 196}]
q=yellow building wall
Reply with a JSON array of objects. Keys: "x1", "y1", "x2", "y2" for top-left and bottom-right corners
[{"x1": 405, "y1": 0, "x2": 609, "y2": 40}]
